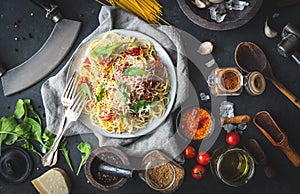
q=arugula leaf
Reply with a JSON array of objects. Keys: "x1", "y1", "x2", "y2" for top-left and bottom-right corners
[
  {"x1": 14, "y1": 123, "x2": 32, "y2": 140},
  {"x1": 14, "y1": 99, "x2": 26, "y2": 119},
  {"x1": 0, "y1": 117, "x2": 18, "y2": 148},
  {"x1": 130, "y1": 100, "x2": 154, "y2": 114},
  {"x1": 76, "y1": 142, "x2": 92, "y2": 176},
  {"x1": 25, "y1": 99, "x2": 42, "y2": 125},
  {"x1": 4, "y1": 134, "x2": 18, "y2": 145},
  {"x1": 122, "y1": 67, "x2": 148, "y2": 76},
  {"x1": 60, "y1": 139, "x2": 74, "y2": 172},
  {"x1": 81, "y1": 83, "x2": 92, "y2": 98},
  {"x1": 96, "y1": 83, "x2": 106, "y2": 102},
  {"x1": 22, "y1": 140, "x2": 41, "y2": 157},
  {"x1": 24, "y1": 118, "x2": 43, "y2": 146},
  {"x1": 42, "y1": 129, "x2": 56, "y2": 152},
  {"x1": 91, "y1": 42, "x2": 124, "y2": 58}
]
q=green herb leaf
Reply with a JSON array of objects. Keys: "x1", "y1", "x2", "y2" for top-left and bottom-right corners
[
  {"x1": 22, "y1": 140, "x2": 41, "y2": 157},
  {"x1": 130, "y1": 100, "x2": 153, "y2": 114},
  {"x1": 116, "y1": 82, "x2": 130, "y2": 103},
  {"x1": 14, "y1": 99, "x2": 25, "y2": 119},
  {"x1": 96, "y1": 83, "x2": 106, "y2": 102},
  {"x1": 24, "y1": 118, "x2": 43, "y2": 146},
  {"x1": 42, "y1": 129, "x2": 56, "y2": 152},
  {"x1": 4, "y1": 134, "x2": 18, "y2": 145},
  {"x1": 121, "y1": 114, "x2": 131, "y2": 124},
  {"x1": 122, "y1": 67, "x2": 148, "y2": 76},
  {"x1": 91, "y1": 42, "x2": 124, "y2": 58},
  {"x1": 60, "y1": 139, "x2": 74, "y2": 172},
  {"x1": 76, "y1": 142, "x2": 92, "y2": 176},
  {"x1": 14, "y1": 123, "x2": 31, "y2": 140},
  {"x1": 81, "y1": 83, "x2": 92, "y2": 98}
]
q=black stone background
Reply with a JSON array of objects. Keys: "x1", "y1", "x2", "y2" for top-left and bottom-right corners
[{"x1": 0, "y1": 0, "x2": 299, "y2": 193}]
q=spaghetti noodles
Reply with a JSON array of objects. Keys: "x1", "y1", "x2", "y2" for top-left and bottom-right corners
[
  {"x1": 79, "y1": 32, "x2": 170, "y2": 134},
  {"x1": 96, "y1": 0, "x2": 170, "y2": 25}
]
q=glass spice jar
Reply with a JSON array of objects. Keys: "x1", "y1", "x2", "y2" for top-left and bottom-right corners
[
  {"x1": 139, "y1": 150, "x2": 185, "y2": 193},
  {"x1": 207, "y1": 67, "x2": 266, "y2": 96},
  {"x1": 207, "y1": 67, "x2": 244, "y2": 96}
]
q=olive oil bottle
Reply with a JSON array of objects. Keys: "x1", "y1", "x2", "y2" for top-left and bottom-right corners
[{"x1": 210, "y1": 147, "x2": 255, "y2": 187}]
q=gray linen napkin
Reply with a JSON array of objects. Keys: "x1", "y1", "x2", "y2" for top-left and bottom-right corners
[{"x1": 41, "y1": 6, "x2": 189, "y2": 160}]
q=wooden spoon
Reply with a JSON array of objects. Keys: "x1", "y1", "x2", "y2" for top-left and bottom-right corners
[{"x1": 234, "y1": 42, "x2": 300, "y2": 109}]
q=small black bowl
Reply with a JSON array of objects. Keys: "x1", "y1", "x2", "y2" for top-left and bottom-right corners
[{"x1": 0, "y1": 146, "x2": 33, "y2": 184}]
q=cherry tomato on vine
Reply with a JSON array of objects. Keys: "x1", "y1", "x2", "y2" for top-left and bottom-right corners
[
  {"x1": 191, "y1": 164, "x2": 206, "y2": 180},
  {"x1": 226, "y1": 132, "x2": 240, "y2": 146},
  {"x1": 183, "y1": 145, "x2": 196, "y2": 159},
  {"x1": 196, "y1": 152, "x2": 211, "y2": 165}
]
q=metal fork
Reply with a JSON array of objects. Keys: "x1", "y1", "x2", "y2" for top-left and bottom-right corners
[
  {"x1": 42, "y1": 91, "x2": 88, "y2": 167},
  {"x1": 41, "y1": 72, "x2": 84, "y2": 167}
]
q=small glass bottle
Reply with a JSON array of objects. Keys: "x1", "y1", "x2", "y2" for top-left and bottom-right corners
[
  {"x1": 140, "y1": 150, "x2": 185, "y2": 193},
  {"x1": 210, "y1": 146, "x2": 255, "y2": 187}
]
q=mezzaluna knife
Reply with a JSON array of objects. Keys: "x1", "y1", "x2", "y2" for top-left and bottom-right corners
[{"x1": 0, "y1": 0, "x2": 81, "y2": 96}]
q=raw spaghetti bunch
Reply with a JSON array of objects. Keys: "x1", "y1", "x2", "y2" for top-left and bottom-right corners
[{"x1": 96, "y1": 0, "x2": 170, "y2": 25}]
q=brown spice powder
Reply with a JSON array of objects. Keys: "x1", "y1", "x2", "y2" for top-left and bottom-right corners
[{"x1": 221, "y1": 71, "x2": 240, "y2": 91}]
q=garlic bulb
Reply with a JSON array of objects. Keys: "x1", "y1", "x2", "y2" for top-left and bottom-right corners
[
  {"x1": 264, "y1": 17, "x2": 278, "y2": 38},
  {"x1": 193, "y1": 0, "x2": 211, "y2": 9},
  {"x1": 198, "y1": 41, "x2": 214, "y2": 55}
]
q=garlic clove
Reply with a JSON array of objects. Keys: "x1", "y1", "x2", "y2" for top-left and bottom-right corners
[
  {"x1": 193, "y1": 0, "x2": 211, "y2": 9},
  {"x1": 198, "y1": 41, "x2": 214, "y2": 55},
  {"x1": 209, "y1": 0, "x2": 224, "y2": 3},
  {"x1": 264, "y1": 17, "x2": 278, "y2": 38}
]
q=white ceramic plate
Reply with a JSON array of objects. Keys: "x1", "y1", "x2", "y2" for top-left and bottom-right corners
[{"x1": 67, "y1": 29, "x2": 177, "y2": 138}]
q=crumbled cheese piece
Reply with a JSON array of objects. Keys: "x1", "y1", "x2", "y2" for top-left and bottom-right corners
[{"x1": 31, "y1": 168, "x2": 71, "y2": 194}]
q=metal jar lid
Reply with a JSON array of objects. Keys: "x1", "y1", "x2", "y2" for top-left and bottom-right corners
[{"x1": 244, "y1": 72, "x2": 266, "y2": 96}]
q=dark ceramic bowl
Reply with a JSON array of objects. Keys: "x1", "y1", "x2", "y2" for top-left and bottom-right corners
[
  {"x1": 0, "y1": 146, "x2": 32, "y2": 184},
  {"x1": 177, "y1": 0, "x2": 263, "y2": 31},
  {"x1": 84, "y1": 146, "x2": 130, "y2": 191}
]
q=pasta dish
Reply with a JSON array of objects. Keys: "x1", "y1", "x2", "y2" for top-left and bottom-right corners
[{"x1": 78, "y1": 32, "x2": 170, "y2": 134}]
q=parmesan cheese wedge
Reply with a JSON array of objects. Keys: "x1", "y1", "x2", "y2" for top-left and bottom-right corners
[{"x1": 31, "y1": 168, "x2": 71, "y2": 194}]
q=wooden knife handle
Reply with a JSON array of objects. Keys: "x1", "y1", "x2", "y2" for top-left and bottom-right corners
[
  {"x1": 280, "y1": 140, "x2": 300, "y2": 167},
  {"x1": 30, "y1": 0, "x2": 63, "y2": 22},
  {"x1": 221, "y1": 115, "x2": 251, "y2": 125},
  {"x1": 0, "y1": 63, "x2": 6, "y2": 77}
]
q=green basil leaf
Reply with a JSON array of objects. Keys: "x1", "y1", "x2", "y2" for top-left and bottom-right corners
[
  {"x1": 96, "y1": 83, "x2": 106, "y2": 102},
  {"x1": 116, "y1": 82, "x2": 130, "y2": 103},
  {"x1": 122, "y1": 67, "x2": 148, "y2": 76},
  {"x1": 130, "y1": 100, "x2": 153, "y2": 114},
  {"x1": 91, "y1": 42, "x2": 124, "y2": 58},
  {"x1": 81, "y1": 83, "x2": 92, "y2": 98}
]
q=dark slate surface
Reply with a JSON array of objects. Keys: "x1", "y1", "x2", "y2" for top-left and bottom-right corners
[{"x1": 0, "y1": 0, "x2": 300, "y2": 193}]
